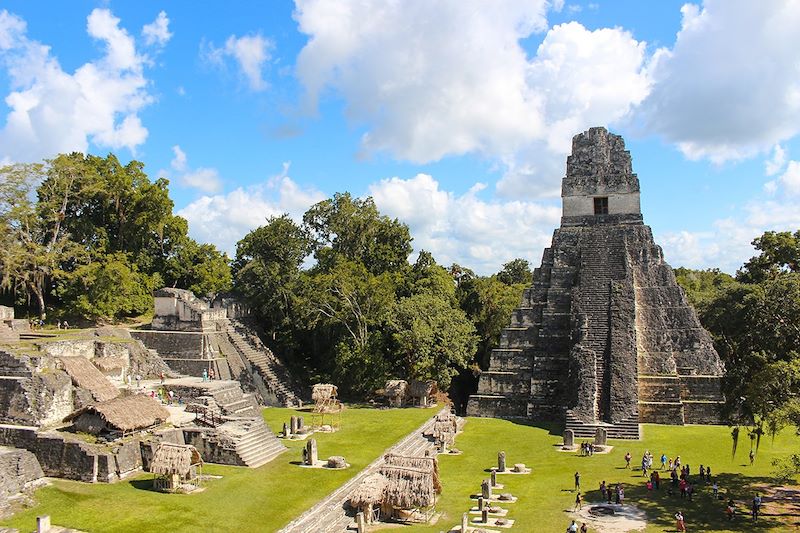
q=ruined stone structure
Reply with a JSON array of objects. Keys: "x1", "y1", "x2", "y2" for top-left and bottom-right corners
[
  {"x1": 132, "y1": 288, "x2": 303, "y2": 407},
  {"x1": 468, "y1": 127, "x2": 725, "y2": 438}
]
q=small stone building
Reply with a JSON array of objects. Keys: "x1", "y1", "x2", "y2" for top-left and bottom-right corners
[
  {"x1": 64, "y1": 394, "x2": 170, "y2": 437},
  {"x1": 383, "y1": 380, "x2": 408, "y2": 407}
]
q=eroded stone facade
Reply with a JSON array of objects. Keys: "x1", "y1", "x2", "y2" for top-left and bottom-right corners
[{"x1": 467, "y1": 127, "x2": 725, "y2": 438}]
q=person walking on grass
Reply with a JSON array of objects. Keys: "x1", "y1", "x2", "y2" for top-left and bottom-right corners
[
  {"x1": 661, "y1": 452, "x2": 667, "y2": 470},
  {"x1": 575, "y1": 491, "x2": 583, "y2": 511},
  {"x1": 675, "y1": 511, "x2": 686, "y2": 532},
  {"x1": 575, "y1": 471, "x2": 581, "y2": 491},
  {"x1": 706, "y1": 466, "x2": 712, "y2": 482},
  {"x1": 625, "y1": 451, "x2": 631, "y2": 468},
  {"x1": 567, "y1": 520, "x2": 578, "y2": 533},
  {"x1": 580, "y1": 522, "x2": 588, "y2": 533},
  {"x1": 749, "y1": 449, "x2": 756, "y2": 466},
  {"x1": 752, "y1": 493, "x2": 762, "y2": 521}
]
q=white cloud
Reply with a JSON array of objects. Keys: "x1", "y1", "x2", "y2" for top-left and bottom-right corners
[
  {"x1": 765, "y1": 144, "x2": 786, "y2": 176},
  {"x1": 168, "y1": 144, "x2": 222, "y2": 193},
  {"x1": 171, "y1": 144, "x2": 187, "y2": 171},
  {"x1": 659, "y1": 197, "x2": 800, "y2": 273},
  {"x1": 142, "y1": 11, "x2": 172, "y2": 47},
  {"x1": 178, "y1": 163, "x2": 326, "y2": 255},
  {"x1": 204, "y1": 33, "x2": 272, "y2": 91},
  {"x1": 369, "y1": 173, "x2": 561, "y2": 274},
  {"x1": 638, "y1": 0, "x2": 800, "y2": 163},
  {"x1": 294, "y1": 1, "x2": 649, "y2": 198},
  {"x1": 0, "y1": 8, "x2": 158, "y2": 163},
  {"x1": 777, "y1": 160, "x2": 800, "y2": 195}
]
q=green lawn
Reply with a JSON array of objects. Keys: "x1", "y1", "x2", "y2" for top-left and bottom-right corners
[
  {"x1": 406, "y1": 419, "x2": 799, "y2": 532},
  {"x1": 2, "y1": 405, "x2": 436, "y2": 533}
]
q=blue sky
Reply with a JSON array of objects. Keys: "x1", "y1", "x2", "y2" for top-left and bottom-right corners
[{"x1": 1, "y1": 0, "x2": 799, "y2": 275}]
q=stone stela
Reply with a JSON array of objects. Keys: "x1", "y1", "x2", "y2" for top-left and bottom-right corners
[{"x1": 467, "y1": 127, "x2": 726, "y2": 439}]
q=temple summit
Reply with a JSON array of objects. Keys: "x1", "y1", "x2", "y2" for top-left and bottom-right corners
[{"x1": 467, "y1": 127, "x2": 725, "y2": 439}]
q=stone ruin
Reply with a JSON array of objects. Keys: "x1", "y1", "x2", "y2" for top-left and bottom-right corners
[
  {"x1": 131, "y1": 288, "x2": 303, "y2": 407},
  {"x1": 468, "y1": 127, "x2": 725, "y2": 438}
]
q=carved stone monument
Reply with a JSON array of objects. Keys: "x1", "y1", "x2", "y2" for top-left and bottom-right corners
[
  {"x1": 564, "y1": 429, "x2": 575, "y2": 448},
  {"x1": 497, "y1": 451, "x2": 506, "y2": 472},
  {"x1": 481, "y1": 479, "x2": 492, "y2": 499},
  {"x1": 595, "y1": 427, "x2": 608, "y2": 446},
  {"x1": 468, "y1": 127, "x2": 726, "y2": 438},
  {"x1": 304, "y1": 438, "x2": 318, "y2": 466}
]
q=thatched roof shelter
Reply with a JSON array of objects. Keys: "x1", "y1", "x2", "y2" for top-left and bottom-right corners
[
  {"x1": 64, "y1": 394, "x2": 170, "y2": 433},
  {"x1": 349, "y1": 472, "x2": 388, "y2": 508},
  {"x1": 379, "y1": 464, "x2": 438, "y2": 509},
  {"x1": 312, "y1": 384, "x2": 338, "y2": 402},
  {"x1": 432, "y1": 412, "x2": 458, "y2": 444},
  {"x1": 408, "y1": 380, "x2": 437, "y2": 399},
  {"x1": 383, "y1": 454, "x2": 441, "y2": 493},
  {"x1": 58, "y1": 356, "x2": 120, "y2": 402},
  {"x1": 383, "y1": 380, "x2": 407, "y2": 400},
  {"x1": 150, "y1": 443, "x2": 203, "y2": 476}
]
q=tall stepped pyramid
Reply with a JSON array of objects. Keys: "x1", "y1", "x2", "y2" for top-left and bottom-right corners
[{"x1": 467, "y1": 127, "x2": 725, "y2": 439}]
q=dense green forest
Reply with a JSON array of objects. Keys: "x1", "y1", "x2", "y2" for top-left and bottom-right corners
[{"x1": 3, "y1": 155, "x2": 800, "y2": 418}]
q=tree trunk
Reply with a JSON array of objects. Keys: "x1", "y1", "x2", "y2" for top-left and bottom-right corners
[{"x1": 32, "y1": 285, "x2": 46, "y2": 320}]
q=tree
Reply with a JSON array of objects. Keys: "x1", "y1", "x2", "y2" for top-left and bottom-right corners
[
  {"x1": 496, "y1": 258, "x2": 532, "y2": 286},
  {"x1": 405, "y1": 250, "x2": 456, "y2": 302},
  {"x1": 163, "y1": 239, "x2": 231, "y2": 299},
  {"x1": 737, "y1": 230, "x2": 800, "y2": 283},
  {"x1": 233, "y1": 215, "x2": 312, "y2": 340},
  {"x1": 389, "y1": 293, "x2": 477, "y2": 390},
  {"x1": 56, "y1": 253, "x2": 160, "y2": 322},
  {"x1": 303, "y1": 193, "x2": 412, "y2": 274}
]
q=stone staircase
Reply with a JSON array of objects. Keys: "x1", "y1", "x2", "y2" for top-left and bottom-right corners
[
  {"x1": 565, "y1": 410, "x2": 641, "y2": 440},
  {"x1": 226, "y1": 320, "x2": 303, "y2": 407},
  {"x1": 206, "y1": 381, "x2": 260, "y2": 418},
  {"x1": 233, "y1": 418, "x2": 286, "y2": 468}
]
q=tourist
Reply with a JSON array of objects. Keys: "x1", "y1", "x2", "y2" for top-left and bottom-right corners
[
  {"x1": 135, "y1": 374, "x2": 142, "y2": 388},
  {"x1": 712, "y1": 481, "x2": 719, "y2": 497},
  {"x1": 202, "y1": 368, "x2": 208, "y2": 382},
  {"x1": 575, "y1": 491, "x2": 582, "y2": 511},
  {"x1": 624, "y1": 451, "x2": 631, "y2": 468},
  {"x1": 567, "y1": 520, "x2": 578, "y2": 533},
  {"x1": 580, "y1": 523, "x2": 588, "y2": 533},
  {"x1": 160, "y1": 371, "x2": 165, "y2": 384},
  {"x1": 62, "y1": 320, "x2": 69, "y2": 329},
  {"x1": 661, "y1": 452, "x2": 667, "y2": 470},
  {"x1": 686, "y1": 483, "x2": 693, "y2": 501},
  {"x1": 675, "y1": 455, "x2": 681, "y2": 469},
  {"x1": 668, "y1": 458, "x2": 674, "y2": 471},
  {"x1": 646, "y1": 480, "x2": 653, "y2": 491},
  {"x1": 749, "y1": 449, "x2": 755, "y2": 466},
  {"x1": 168, "y1": 390, "x2": 175, "y2": 404},
  {"x1": 699, "y1": 465, "x2": 705, "y2": 480},
  {"x1": 726, "y1": 498, "x2": 736, "y2": 520},
  {"x1": 675, "y1": 511, "x2": 686, "y2": 532},
  {"x1": 606, "y1": 486, "x2": 613, "y2": 504},
  {"x1": 574, "y1": 471, "x2": 581, "y2": 491},
  {"x1": 679, "y1": 478, "x2": 687, "y2": 499},
  {"x1": 706, "y1": 466, "x2": 712, "y2": 482},
  {"x1": 671, "y1": 469, "x2": 679, "y2": 487},
  {"x1": 752, "y1": 493, "x2": 762, "y2": 521},
  {"x1": 653, "y1": 471, "x2": 660, "y2": 490},
  {"x1": 641, "y1": 457, "x2": 648, "y2": 477},
  {"x1": 210, "y1": 367, "x2": 215, "y2": 380},
  {"x1": 618, "y1": 485, "x2": 625, "y2": 505},
  {"x1": 599, "y1": 480, "x2": 606, "y2": 495}
]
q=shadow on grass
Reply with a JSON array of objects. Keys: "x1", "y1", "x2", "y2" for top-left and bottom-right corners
[
  {"x1": 617, "y1": 472, "x2": 787, "y2": 531},
  {"x1": 506, "y1": 419, "x2": 563, "y2": 437},
  {"x1": 128, "y1": 478, "x2": 159, "y2": 492}
]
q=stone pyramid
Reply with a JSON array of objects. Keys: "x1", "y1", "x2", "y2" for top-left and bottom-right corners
[{"x1": 467, "y1": 127, "x2": 725, "y2": 439}]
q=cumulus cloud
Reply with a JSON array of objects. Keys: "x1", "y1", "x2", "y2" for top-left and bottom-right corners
[
  {"x1": 168, "y1": 144, "x2": 222, "y2": 193},
  {"x1": 659, "y1": 196, "x2": 800, "y2": 273},
  {"x1": 369, "y1": 173, "x2": 561, "y2": 274},
  {"x1": 294, "y1": 1, "x2": 649, "y2": 198},
  {"x1": 177, "y1": 163, "x2": 326, "y2": 254},
  {"x1": 765, "y1": 144, "x2": 786, "y2": 176},
  {"x1": 142, "y1": 11, "x2": 172, "y2": 47},
  {"x1": 777, "y1": 160, "x2": 800, "y2": 195},
  {"x1": 638, "y1": 0, "x2": 800, "y2": 163},
  {"x1": 0, "y1": 8, "x2": 159, "y2": 163},
  {"x1": 203, "y1": 33, "x2": 272, "y2": 91}
]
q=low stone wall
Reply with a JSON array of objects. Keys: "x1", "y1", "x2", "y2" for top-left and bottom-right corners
[
  {"x1": 131, "y1": 330, "x2": 204, "y2": 359},
  {"x1": 680, "y1": 375, "x2": 723, "y2": 401},
  {"x1": 638, "y1": 376, "x2": 682, "y2": 403},
  {"x1": 183, "y1": 428, "x2": 243, "y2": 466},
  {"x1": 0, "y1": 447, "x2": 43, "y2": 499},
  {"x1": 0, "y1": 371, "x2": 73, "y2": 427},
  {"x1": 683, "y1": 401, "x2": 724, "y2": 425}
]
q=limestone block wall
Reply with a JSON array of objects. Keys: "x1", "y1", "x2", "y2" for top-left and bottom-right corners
[
  {"x1": 0, "y1": 372, "x2": 73, "y2": 427},
  {"x1": 562, "y1": 192, "x2": 641, "y2": 218},
  {"x1": 0, "y1": 447, "x2": 43, "y2": 499}
]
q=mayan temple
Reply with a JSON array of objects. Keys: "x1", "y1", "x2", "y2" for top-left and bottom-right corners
[{"x1": 467, "y1": 127, "x2": 725, "y2": 439}]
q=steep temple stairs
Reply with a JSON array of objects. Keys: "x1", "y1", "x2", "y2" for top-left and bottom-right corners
[
  {"x1": 223, "y1": 319, "x2": 304, "y2": 408},
  {"x1": 467, "y1": 127, "x2": 725, "y2": 438}
]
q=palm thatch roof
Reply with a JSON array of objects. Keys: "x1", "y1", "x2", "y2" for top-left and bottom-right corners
[
  {"x1": 383, "y1": 380, "x2": 407, "y2": 399},
  {"x1": 64, "y1": 394, "x2": 170, "y2": 432},
  {"x1": 383, "y1": 454, "x2": 441, "y2": 492},
  {"x1": 312, "y1": 384, "x2": 338, "y2": 402},
  {"x1": 150, "y1": 443, "x2": 203, "y2": 476},
  {"x1": 379, "y1": 464, "x2": 438, "y2": 509},
  {"x1": 408, "y1": 380, "x2": 437, "y2": 399},
  {"x1": 58, "y1": 356, "x2": 120, "y2": 402},
  {"x1": 349, "y1": 473, "x2": 388, "y2": 507}
]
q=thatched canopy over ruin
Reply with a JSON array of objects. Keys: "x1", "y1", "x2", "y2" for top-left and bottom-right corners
[
  {"x1": 383, "y1": 380, "x2": 407, "y2": 400},
  {"x1": 431, "y1": 412, "x2": 458, "y2": 443},
  {"x1": 349, "y1": 473, "x2": 388, "y2": 507},
  {"x1": 379, "y1": 464, "x2": 438, "y2": 509},
  {"x1": 150, "y1": 443, "x2": 203, "y2": 476},
  {"x1": 58, "y1": 356, "x2": 120, "y2": 402},
  {"x1": 312, "y1": 384, "x2": 338, "y2": 402},
  {"x1": 408, "y1": 380, "x2": 437, "y2": 399},
  {"x1": 64, "y1": 394, "x2": 170, "y2": 432}
]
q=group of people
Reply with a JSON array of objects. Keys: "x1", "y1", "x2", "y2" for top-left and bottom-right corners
[{"x1": 579, "y1": 441, "x2": 595, "y2": 456}]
